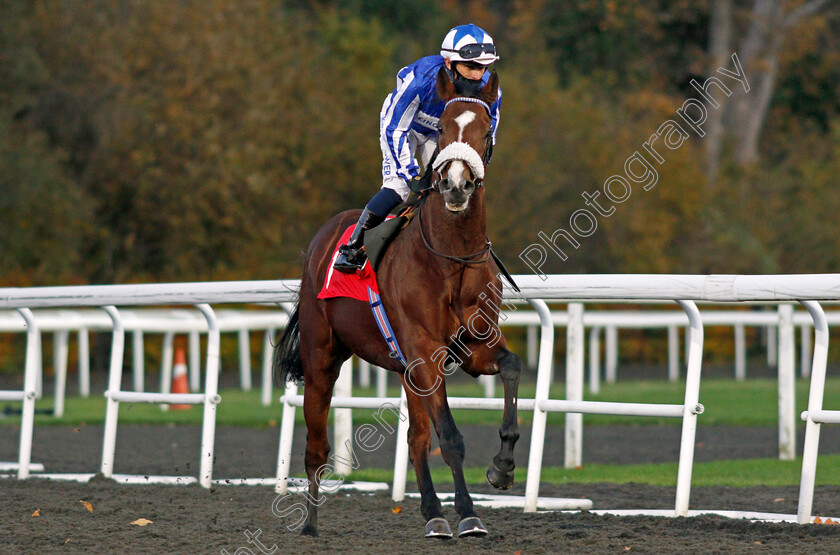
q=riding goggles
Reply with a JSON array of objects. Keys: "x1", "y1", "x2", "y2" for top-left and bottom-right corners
[{"x1": 445, "y1": 43, "x2": 497, "y2": 61}]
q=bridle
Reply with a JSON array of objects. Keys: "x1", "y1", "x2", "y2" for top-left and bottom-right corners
[
  {"x1": 418, "y1": 95, "x2": 494, "y2": 265},
  {"x1": 412, "y1": 94, "x2": 521, "y2": 291},
  {"x1": 442, "y1": 96, "x2": 491, "y2": 115},
  {"x1": 433, "y1": 96, "x2": 493, "y2": 191}
]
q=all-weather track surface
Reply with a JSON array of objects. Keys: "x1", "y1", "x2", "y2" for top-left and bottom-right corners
[{"x1": 2, "y1": 423, "x2": 840, "y2": 553}]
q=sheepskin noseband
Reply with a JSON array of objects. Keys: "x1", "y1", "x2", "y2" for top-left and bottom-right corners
[{"x1": 433, "y1": 141, "x2": 485, "y2": 180}]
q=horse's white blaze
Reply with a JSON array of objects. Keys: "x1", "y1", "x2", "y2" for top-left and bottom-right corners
[
  {"x1": 448, "y1": 160, "x2": 468, "y2": 185},
  {"x1": 454, "y1": 111, "x2": 476, "y2": 142}
]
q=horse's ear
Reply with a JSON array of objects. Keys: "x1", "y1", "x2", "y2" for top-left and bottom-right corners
[
  {"x1": 480, "y1": 71, "x2": 499, "y2": 105},
  {"x1": 436, "y1": 65, "x2": 456, "y2": 101}
]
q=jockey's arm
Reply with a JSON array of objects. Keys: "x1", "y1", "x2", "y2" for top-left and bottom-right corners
[
  {"x1": 486, "y1": 85, "x2": 502, "y2": 164},
  {"x1": 489, "y1": 85, "x2": 502, "y2": 149},
  {"x1": 380, "y1": 73, "x2": 424, "y2": 183}
]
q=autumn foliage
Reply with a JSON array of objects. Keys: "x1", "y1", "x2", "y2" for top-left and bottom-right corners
[{"x1": 1, "y1": 0, "x2": 839, "y2": 287}]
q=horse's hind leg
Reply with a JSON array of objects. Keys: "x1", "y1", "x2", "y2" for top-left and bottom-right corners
[
  {"x1": 399, "y1": 380, "x2": 450, "y2": 538},
  {"x1": 299, "y1": 352, "x2": 343, "y2": 537},
  {"x1": 298, "y1": 300, "x2": 345, "y2": 537}
]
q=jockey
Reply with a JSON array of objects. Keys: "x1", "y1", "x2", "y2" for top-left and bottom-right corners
[{"x1": 333, "y1": 23, "x2": 501, "y2": 273}]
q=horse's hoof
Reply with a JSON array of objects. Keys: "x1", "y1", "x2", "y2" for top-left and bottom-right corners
[
  {"x1": 486, "y1": 463, "x2": 515, "y2": 490},
  {"x1": 300, "y1": 524, "x2": 318, "y2": 537},
  {"x1": 425, "y1": 517, "x2": 452, "y2": 539},
  {"x1": 458, "y1": 516, "x2": 488, "y2": 537}
]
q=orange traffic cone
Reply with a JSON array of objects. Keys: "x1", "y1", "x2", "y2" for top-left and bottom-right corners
[{"x1": 171, "y1": 347, "x2": 191, "y2": 410}]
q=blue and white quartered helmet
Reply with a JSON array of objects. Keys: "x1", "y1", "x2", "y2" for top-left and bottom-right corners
[{"x1": 440, "y1": 24, "x2": 499, "y2": 66}]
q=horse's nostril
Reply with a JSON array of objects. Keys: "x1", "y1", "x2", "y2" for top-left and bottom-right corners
[
  {"x1": 463, "y1": 180, "x2": 475, "y2": 193},
  {"x1": 439, "y1": 178, "x2": 452, "y2": 192}
]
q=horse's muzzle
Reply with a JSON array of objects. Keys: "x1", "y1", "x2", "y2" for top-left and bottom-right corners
[{"x1": 440, "y1": 178, "x2": 476, "y2": 212}]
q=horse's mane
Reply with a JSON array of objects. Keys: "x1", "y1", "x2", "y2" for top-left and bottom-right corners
[
  {"x1": 452, "y1": 78, "x2": 483, "y2": 98},
  {"x1": 442, "y1": 67, "x2": 498, "y2": 100}
]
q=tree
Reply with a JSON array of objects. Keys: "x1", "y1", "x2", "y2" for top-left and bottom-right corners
[
  {"x1": 0, "y1": 115, "x2": 91, "y2": 285},
  {"x1": 706, "y1": 0, "x2": 832, "y2": 178}
]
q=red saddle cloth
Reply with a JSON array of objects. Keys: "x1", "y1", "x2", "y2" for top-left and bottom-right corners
[{"x1": 317, "y1": 223, "x2": 381, "y2": 302}]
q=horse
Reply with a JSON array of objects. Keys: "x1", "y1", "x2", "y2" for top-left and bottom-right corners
[{"x1": 273, "y1": 66, "x2": 523, "y2": 539}]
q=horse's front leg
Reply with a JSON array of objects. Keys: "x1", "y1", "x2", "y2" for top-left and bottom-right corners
[
  {"x1": 486, "y1": 347, "x2": 522, "y2": 490},
  {"x1": 399, "y1": 378, "x2": 451, "y2": 538},
  {"x1": 404, "y1": 356, "x2": 487, "y2": 538},
  {"x1": 459, "y1": 342, "x2": 523, "y2": 490}
]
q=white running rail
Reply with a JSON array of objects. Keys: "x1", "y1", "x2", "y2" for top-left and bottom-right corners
[
  {"x1": 0, "y1": 280, "x2": 297, "y2": 487},
  {"x1": 0, "y1": 308, "x2": 289, "y2": 412},
  {"x1": 0, "y1": 274, "x2": 838, "y2": 521}
]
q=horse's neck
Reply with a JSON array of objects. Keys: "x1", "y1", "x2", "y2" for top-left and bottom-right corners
[{"x1": 421, "y1": 191, "x2": 487, "y2": 256}]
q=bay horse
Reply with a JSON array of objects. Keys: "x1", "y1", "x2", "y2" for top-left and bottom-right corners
[{"x1": 274, "y1": 67, "x2": 523, "y2": 538}]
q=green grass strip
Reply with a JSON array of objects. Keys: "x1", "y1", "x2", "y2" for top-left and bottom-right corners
[
  {"x1": 348, "y1": 455, "x2": 840, "y2": 487},
  {"x1": 3, "y1": 377, "x2": 837, "y2": 428}
]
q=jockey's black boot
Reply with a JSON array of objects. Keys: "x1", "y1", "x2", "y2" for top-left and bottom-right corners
[{"x1": 333, "y1": 207, "x2": 385, "y2": 273}]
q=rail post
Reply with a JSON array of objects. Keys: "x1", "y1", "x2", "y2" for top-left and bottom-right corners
[
  {"x1": 15, "y1": 308, "x2": 40, "y2": 479},
  {"x1": 196, "y1": 304, "x2": 221, "y2": 488},
  {"x1": 238, "y1": 328, "x2": 252, "y2": 391},
  {"x1": 78, "y1": 327, "x2": 90, "y2": 397},
  {"x1": 376, "y1": 366, "x2": 388, "y2": 398},
  {"x1": 100, "y1": 306, "x2": 125, "y2": 478},
  {"x1": 261, "y1": 329, "x2": 274, "y2": 406},
  {"x1": 523, "y1": 299, "x2": 555, "y2": 513},
  {"x1": 189, "y1": 330, "x2": 201, "y2": 391},
  {"x1": 275, "y1": 380, "x2": 298, "y2": 494},
  {"x1": 767, "y1": 320, "x2": 778, "y2": 367},
  {"x1": 527, "y1": 324, "x2": 538, "y2": 369},
  {"x1": 778, "y1": 304, "x2": 796, "y2": 460},
  {"x1": 734, "y1": 324, "x2": 746, "y2": 381},
  {"x1": 159, "y1": 331, "x2": 175, "y2": 411},
  {"x1": 797, "y1": 300, "x2": 828, "y2": 523},
  {"x1": 565, "y1": 303, "x2": 584, "y2": 468},
  {"x1": 588, "y1": 326, "x2": 600, "y2": 395},
  {"x1": 801, "y1": 323, "x2": 812, "y2": 378},
  {"x1": 53, "y1": 330, "x2": 69, "y2": 417},
  {"x1": 132, "y1": 330, "x2": 144, "y2": 392},
  {"x1": 391, "y1": 388, "x2": 410, "y2": 502},
  {"x1": 668, "y1": 324, "x2": 680, "y2": 382},
  {"x1": 358, "y1": 358, "x2": 371, "y2": 388},
  {"x1": 605, "y1": 326, "x2": 617, "y2": 383},
  {"x1": 333, "y1": 358, "x2": 354, "y2": 476},
  {"x1": 674, "y1": 300, "x2": 704, "y2": 516}
]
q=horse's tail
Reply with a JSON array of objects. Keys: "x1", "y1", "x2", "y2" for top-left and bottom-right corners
[{"x1": 273, "y1": 302, "x2": 304, "y2": 386}]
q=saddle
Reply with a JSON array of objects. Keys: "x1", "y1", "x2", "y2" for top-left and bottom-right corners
[{"x1": 363, "y1": 195, "x2": 424, "y2": 271}]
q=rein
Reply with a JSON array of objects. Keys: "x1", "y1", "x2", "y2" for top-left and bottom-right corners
[
  {"x1": 417, "y1": 200, "x2": 491, "y2": 265},
  {"x1": 419, "y1": 98, "x2": 493, "y2": 265},
  {"x1": 412, "y1": 92, "x2": 520, "y2": 291},
  {"x1": 415, "y1": 199, "x2": 521, "y2": 292}
]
